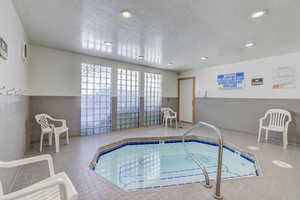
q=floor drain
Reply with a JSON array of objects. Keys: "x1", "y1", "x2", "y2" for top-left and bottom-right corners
[{"x1": 272, "y1": 160, "x2": 293, "y2": 168}]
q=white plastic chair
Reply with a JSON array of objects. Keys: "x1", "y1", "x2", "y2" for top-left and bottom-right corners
[
  {"x1": 161, "y1": 107, "x2": 177, "y2": 128},
  {"x1": 35, "y1": 114, "x2": 69, "y2": 153},
  {"x1": 257, "y1": 109, "x2": 292, "y2": 148},
  {"x1": 0, "y1": 154, "x2": 78, "y2": 200}
]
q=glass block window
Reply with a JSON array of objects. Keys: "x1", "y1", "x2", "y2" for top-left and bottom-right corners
[
  {"x1": 144, "y1": 73, "x2": 162, "y2": 126},
  {"x1": 81, "y1": 63, "x2": 112, "y2": 135},
  {"x1": 117, "y1": 69, "x2": 140, "y2": 129}
]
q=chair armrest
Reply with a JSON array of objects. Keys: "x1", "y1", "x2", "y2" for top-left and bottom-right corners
[
  {"x1": 0, "y1": 155, "x2": 55, "y2": 177},
  {"x1": 50, "y1": 118, "x2": 67, "y2": 127},
  {"x1": 173, "y1": 112, "x2": 177, "y2": 118},
  {"x1": 46, "y1": 115, "x2": 67, "y2": 126},
  {"x1": 259, "y1": 117, "x2": 265, "y2": 123},
  {"x1": 55, "y1": 119, "x2": 67, "y2": 127},
  {"x1": 259, "y1": 115, "x2": 268, "y2": 124},
  {"x1": 285, "y1": 118, "x2": 292, "y2": 130},
  {"x1": 170, "y1": 109, "x2": 177, "y2": 117},
  {"x1": 1, "y1": 178, "x2": 68, "y2": 200}
]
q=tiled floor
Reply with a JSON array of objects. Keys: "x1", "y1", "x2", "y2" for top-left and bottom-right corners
[{"x1": 13, "y1": 125, "x2": 300, "y2": 200}]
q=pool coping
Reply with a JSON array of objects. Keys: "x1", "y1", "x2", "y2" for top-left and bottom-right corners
[{"x1": 89, "y1": 135, "x2": 261, "y2": 190}]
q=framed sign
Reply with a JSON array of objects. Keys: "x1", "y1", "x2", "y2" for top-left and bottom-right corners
[
  {"x1": 272, "y1": 66, "x2": 295, "y2": 89},
  {"x1": 217, "y1": 72, "x2": 245, "y2": 89},
  {"x1": 251, "y1": 78, "x2": 264, "y2": 86},
  {"x1": 0, "y1": 37, "x2": 8, "y2": 60}
]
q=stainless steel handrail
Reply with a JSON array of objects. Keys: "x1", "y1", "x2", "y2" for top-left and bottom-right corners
[
  {"x1": 182, "y1": 121, "x2": 224, "y2": 200},
  {"x1": 182, "y1": 127, "x2": 212, "y2": 188}
]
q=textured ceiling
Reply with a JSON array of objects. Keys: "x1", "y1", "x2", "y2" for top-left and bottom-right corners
[{"x1": 13, "y1": 0, "x2": 300, "y2": 72}]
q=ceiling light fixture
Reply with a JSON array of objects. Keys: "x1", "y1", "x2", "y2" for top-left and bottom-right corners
[
  {"x1": 245, "y1": 42, "x2": 255, "y2": 48},
  {"x1": 121, "y1": 10, "x2": 132, "y2": 18},
  {"x1": 201, "y1": 56, "x2": 208, "y2": 61},
  {"x1": 104, "y1": 41, "x2": 112, "y2": 46},
  {"x1": 251, "y1": 10, "x2": 267, "y2": 19}
]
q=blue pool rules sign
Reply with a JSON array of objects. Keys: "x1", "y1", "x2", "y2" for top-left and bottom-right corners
[{"x1": 217, "y1": 72, "x2": 245, "y2": 89}]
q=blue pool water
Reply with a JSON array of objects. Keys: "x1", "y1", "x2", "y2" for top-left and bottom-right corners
[{"x1": 92, "y1": 140, "x2": 258, "y2": 190}]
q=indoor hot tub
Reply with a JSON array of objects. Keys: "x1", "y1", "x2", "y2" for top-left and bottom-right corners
[{"x1": 89, "y1": 135, "x2": 260, "y2": 191}]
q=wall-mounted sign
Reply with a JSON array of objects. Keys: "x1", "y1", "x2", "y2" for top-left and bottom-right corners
[
  {"x1": 272, "y1": 66, "x2": 295, "y2": 89},
  {"x1": 0, "y1": 37, "x2": 8, "y2": 60},
  {"x1": 251, "y1": 78, "x2": 264, "y2": 86},
  {"x1": 217, "y1": 72, "x2": 245, "y2": 89}
]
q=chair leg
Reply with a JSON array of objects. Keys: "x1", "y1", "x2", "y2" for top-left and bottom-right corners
[
  {"x1": 55, "y1": 133, "x2": 60, "y2": 153},
  {"x1": 165, "y1": 119, "x2": 168, "y2": 128},
  {"x1": 265, "y1": 130, "x2": 269, "y2": 141},
  {"x1": 40, "y1": 133, "x2": 44, "y2": 152},
  {"x1": 66, "y1": 130, "x2": 70, "y2": 145},
  {"x1": 283, "y1": 131, "x2": 288, "y2": 149},
  {"x1": 257, "y1": 128, "x2": 262, "y2": 143},
  {"x1": 48, "y1": 133, "x2": 53, "y2": 146},
  {"x1": 175, "y1": 119, "x2": 178, "y2": 129}
]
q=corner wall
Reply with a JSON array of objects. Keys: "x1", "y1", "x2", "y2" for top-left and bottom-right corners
[
  {"x1": 180, "y1": 52, "x2": 300, "y2": 143},
  {"x1": 0, "y1": 0, "x2": 29, "y2": 193},
  {"x1": 181, "y1": 52, "x2": 300, "y2": 99},
  {"x1": 28, "y1": 45, "x2": 178, "y2": 141}
]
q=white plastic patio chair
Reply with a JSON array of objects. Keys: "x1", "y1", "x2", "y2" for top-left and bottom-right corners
[
  {"x1": 257, "y1": 109, "x2": 292, "y2": 148},
  {"x1": 35, "y1": 114, "x2": 69, "y2": 153},
  {"x1": 161, "y1": 107, "x2": 177, "y2": 128},
  {"x1": 0, "y1": 154, "x2": 78, "y2": 200}
]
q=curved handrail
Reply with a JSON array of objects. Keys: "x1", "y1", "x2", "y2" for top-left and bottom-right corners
[
  {"x1": 182, "y1": 126, "x2": 212, "y2": 188},
  {"x1": 182, "y1": 121, "x2": 224, "y2": 200}
]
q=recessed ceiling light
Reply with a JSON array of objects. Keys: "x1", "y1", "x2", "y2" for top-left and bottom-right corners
[
  {"x1": 245, "y1": 42, "x2": 255, "y2": 48},
  {"x1": 121, "y1": 10, "x2": 132, "y2": 18},
  {"x1": 104, "y1": 41, "x2": 112, "y2": 46},
  {"x1": 201, "y1": 56, "x2": 208, "y2": 61},
  {"x1": 137, "y1": 56, "x2": 144, "y2": 60},
  {"x1": 272, "y1": 160, "x2": 293, "y2": 169},
  {"x1": 251, "y1": 10, "x2": 267, "y2": 19},
  {"x1": 168, "y1": 62, "x2": 173, "y2": 66}
]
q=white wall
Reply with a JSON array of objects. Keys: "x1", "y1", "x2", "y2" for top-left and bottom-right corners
[
  {"x1": 0, "y1": 1, "x2": 28, "y2": 89},
  {"x1": 180, "y1": 52, "x2": 300, "y2": 99},
  {"x1": 29, "y1": 45, "x2": 178, "y2": 97},
  {"x1": 0, "y1": 0, "x2": 29, "y2": 193}
]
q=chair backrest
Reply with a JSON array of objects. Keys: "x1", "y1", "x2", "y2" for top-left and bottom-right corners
[
  {"x1": 35, "y1": 114, "x2": 51, "y2": 130},
  {"x1": 265, "y1": 109, "x2": 292, "y2": 129},
  {"x1": 161, "y1": 107, "x2": 172, "y2": 117}
]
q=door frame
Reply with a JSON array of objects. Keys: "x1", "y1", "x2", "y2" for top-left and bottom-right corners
[{"x1": 177, "y1": 77, "x2": 196, "y2": 124}]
